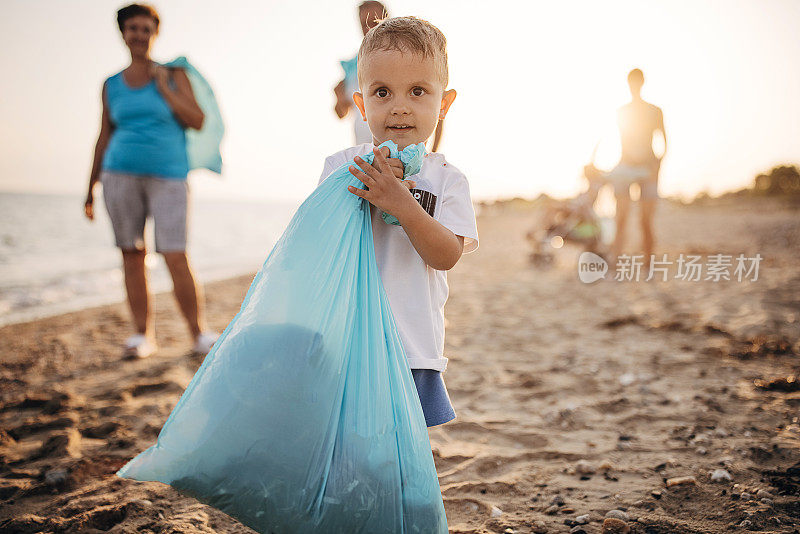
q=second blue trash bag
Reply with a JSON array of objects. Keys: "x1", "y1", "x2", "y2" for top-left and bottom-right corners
[
  {"x1": 163, "y1": 56, "x2": 224, "y2": 174},
  {"x1": 116, "y1": 140, "x2": 448, "y2": 534}
]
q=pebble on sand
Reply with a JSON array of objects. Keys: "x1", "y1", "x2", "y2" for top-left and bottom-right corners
[
  {"x1": 605, "y1": 509, "x2": 629, "y2": 520},
  {"x1": 618, "y1": 373, "x2": 636, "y2": 386},
  {"x1": 490, "y1": 505, "x2": 503, "y2": 517},
  {"x1": 709, "y1": 468, "x2": 732, "y2": 482},
  {"x1": 755, "y1": 489, "x2": 773, "y2": 499},
  {"x1": 598, "y1": 459, "x2": 615, "y2": 471},
  {"x1": 666, "y1": 475, "x2": 697, "y2": 487},
  {"x1": 601, "y1": 517, "x2": 631, "y2": 534},
  {"x1": 43, "y1": 468, "x2": 68, "y2": 487},
  {"x1": 574, "y1": 459, "x2": 596, "y2": 475}
]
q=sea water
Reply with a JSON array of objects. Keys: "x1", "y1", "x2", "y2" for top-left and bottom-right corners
[{"x1": 0, "y1": 192, "x2": 298, "y2": 326}]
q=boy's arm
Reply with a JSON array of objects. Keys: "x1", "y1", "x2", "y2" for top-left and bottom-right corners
[
  {"x1": 394, "y1": 202, "x2": 464, "y2": 271},
  {"x1": 348, "y1": 149, "x2": 464, "y2": 271}
]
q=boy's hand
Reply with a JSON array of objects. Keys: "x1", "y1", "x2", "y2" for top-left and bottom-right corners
[
  {"x1": 375, "y1": 146, "x2": 415, "y2": 189},
  {"x1": 379, "y1": 147, "x2": 403, "y2": 180},
  {"x1": 348, "y1": 148, "x2": 418, "y2": 218}
]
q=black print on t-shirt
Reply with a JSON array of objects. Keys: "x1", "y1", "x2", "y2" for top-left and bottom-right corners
[{"x1": 410, "y1": 189, "x2": 437, "y2": 217}]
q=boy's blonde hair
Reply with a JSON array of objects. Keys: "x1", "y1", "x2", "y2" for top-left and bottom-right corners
[{"x1": 357, "y1": 16, "x2": 449, "y2": 90}]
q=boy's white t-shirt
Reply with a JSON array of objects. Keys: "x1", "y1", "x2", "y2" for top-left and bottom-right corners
[{"x1": 317, "y1": 143, "x2": 479, "y2": 372}]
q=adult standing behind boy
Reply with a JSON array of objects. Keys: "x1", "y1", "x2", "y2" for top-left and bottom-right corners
[
  {"x1": 319, "y1": 17, "x2": 478, "y2": 428},
  {"x1": 611, "y1": 68, "x2": 667, "y2": 265}
]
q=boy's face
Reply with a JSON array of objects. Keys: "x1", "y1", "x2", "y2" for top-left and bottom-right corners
[{"x1": 353, "y1": 49, "x2": 456, "y2": 150}]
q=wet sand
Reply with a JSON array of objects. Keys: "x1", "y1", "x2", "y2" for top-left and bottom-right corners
[{"x1": 1, "y1": 195, "x2": 799, "y2": 533}]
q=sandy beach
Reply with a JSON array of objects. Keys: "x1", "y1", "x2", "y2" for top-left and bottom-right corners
[{"x1": 1, "y1": 195, "x2": 799, "y2": 533}]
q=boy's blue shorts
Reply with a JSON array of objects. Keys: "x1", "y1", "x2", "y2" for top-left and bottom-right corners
[{"x1": 411, "y1": 369, "x2": 456, "y2": 427}]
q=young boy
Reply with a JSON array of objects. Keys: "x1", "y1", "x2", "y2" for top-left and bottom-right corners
[{"x1": 317, "y1": 16, "x2": 479, "y2": 428}]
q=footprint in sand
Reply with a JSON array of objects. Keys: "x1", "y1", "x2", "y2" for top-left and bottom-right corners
[
  {"x1": 93, "y1": 380, "x2": 183, "y2": 401},
  {"x1": 433, "y1": 452, "x2": 472, "y2": 473},
  {"x1": 441, "y1": 478, "x2": 520, "y2": 498},
  {"x1": 442, "y1": 421, "x2": 549, "y2": 450},
  {"x1": 1, "y1": 391, "x2": 72, "y2": 415},
  {"x1": 442, "y1": 497, "x2": 493, "y2": 531},
  {"x1": 127, "y1": 381, "x2": 184, "y2": 398},
  {"x1": 79, "y1": 421, "x2": 120, "y2": 439},
  {"x1": 439, "y1": 454, "x2": 540, "y2": 482},
  {"x1": 8, "y1": 414, "x2": 78, "y2": 440}
]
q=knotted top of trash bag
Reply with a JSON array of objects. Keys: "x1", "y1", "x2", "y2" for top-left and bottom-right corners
[
  {"x1": 367, "y1": 140, "x2": 426, "y2": 179},
  {"x1": 365, "y1": 140, "x2": 426, "y2": 225}
]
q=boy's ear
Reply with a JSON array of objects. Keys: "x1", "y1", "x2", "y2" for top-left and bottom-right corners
[
  {"x1": 352, "y1": 92, "x2": 368, "y2": 121},
  {"x1": 439, "y1": 89, "x2": 457, "y2": 120}
]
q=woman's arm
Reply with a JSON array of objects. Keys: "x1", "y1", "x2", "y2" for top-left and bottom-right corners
[
  {"x1": 153, "y1": 65, "x2": 205, "y2": 130},
  {"x1": 84, "y1": 81, "x2": 115, "y2": 220}
]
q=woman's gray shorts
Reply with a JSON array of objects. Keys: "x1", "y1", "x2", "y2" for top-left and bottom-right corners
[{"x1": 100, "y1": 170, "x2": 189, "y2": 253}]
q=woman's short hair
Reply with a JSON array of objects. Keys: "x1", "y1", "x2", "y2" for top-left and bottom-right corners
[{"x1": 117, "y1": 4, "x2": 160, "y2": 33}]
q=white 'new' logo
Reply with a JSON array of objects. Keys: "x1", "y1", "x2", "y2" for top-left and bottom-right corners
[{"x1": 578, "y1": 252, "x2": 607, "y2": 283}]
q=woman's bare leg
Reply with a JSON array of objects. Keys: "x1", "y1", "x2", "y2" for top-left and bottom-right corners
[
  {"x1": 121, "y1": 248, "x2": 152, "y2": 336},
  {"x1": 162, "y1": 251, "x2": 205, "y2": 339}
]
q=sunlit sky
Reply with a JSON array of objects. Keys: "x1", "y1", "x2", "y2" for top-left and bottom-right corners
[{"x1": 2, "y1": 0, "x2": 799, "y2": 203}]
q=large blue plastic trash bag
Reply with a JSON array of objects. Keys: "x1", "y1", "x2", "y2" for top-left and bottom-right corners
[
  {"x1": 163, "y1": 56, "x2": 224, "y2": 174},
  {"x1": 116, "y1": 140, "x2": 448, "y2": 534}
]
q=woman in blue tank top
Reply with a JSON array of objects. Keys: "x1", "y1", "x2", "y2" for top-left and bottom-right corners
[{"x1": 83, "y1": 4, "x2": 219, "y2": 359}]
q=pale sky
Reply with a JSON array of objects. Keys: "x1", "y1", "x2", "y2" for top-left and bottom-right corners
[{"x1": 1, "y1": 0, "x2": 799, "y2": 203}]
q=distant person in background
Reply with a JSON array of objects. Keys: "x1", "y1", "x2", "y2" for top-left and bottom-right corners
[
  {"x1": 333, "y1": 2, "x2": 447, "y2": 151},
  {"x1": 83, "y1": 3, "x2": 219, "y2": 358},
  {"x1": 610, "y1": 68, "x2": 667, "y2": 266}
]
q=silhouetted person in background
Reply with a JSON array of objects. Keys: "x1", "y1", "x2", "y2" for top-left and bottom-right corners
[{"x1": 611, "y1": 68, "x2": 667, "y2": 266}]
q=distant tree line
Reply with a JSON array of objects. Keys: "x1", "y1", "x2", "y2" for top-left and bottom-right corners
[{"x1": 753, "y1": 165, "x2": 800, "y2": 196}]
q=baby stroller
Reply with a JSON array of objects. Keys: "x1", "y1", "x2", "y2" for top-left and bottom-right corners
[{"x1": 526, "y1": 164, "x2": 607, "y2": 266}]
